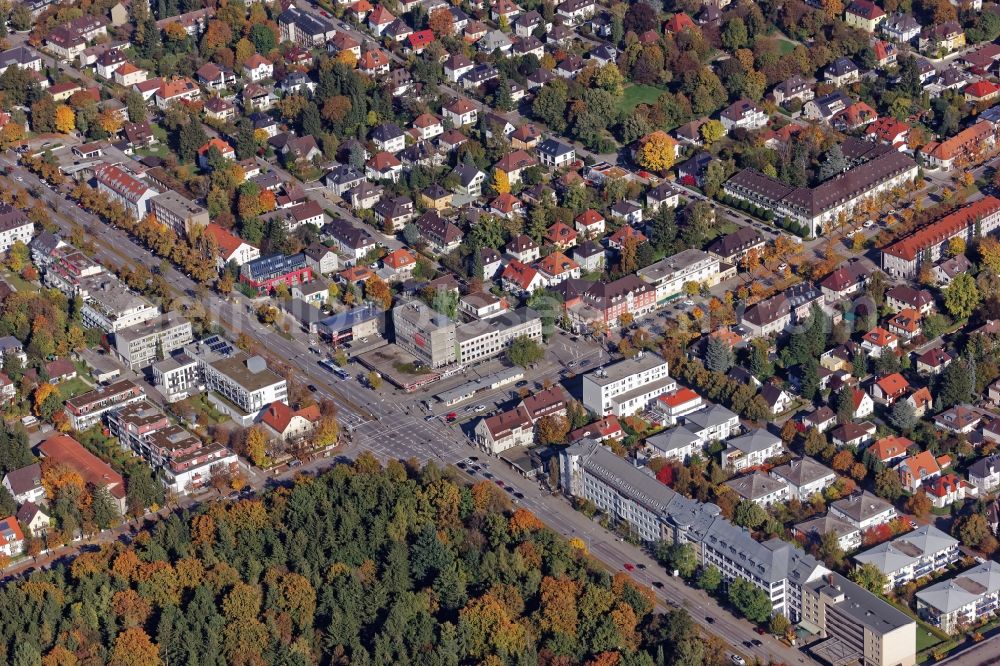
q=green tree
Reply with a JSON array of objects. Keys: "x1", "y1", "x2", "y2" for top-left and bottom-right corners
[
  {"x1": 697, "y1": 565, "x2": 722, "y2": 593},
  {"x1": 506, "y1": 336, "x2": 545, "y2": 367},
  {"x1": 705, "y1": 336, "x2": 734, "y2": 373},
  {"x1": 943, "y1": 273, "x2": 980, "y2": 320},
  {"x1": 728, "y1": 578, "x2": 771, "y2": 624},
  {"x1": 721, "y1": 17, "x2": 748, "y2": 50},
  {"x1": 888, "y1": 400, "x2": 917, "y2": 433},
  {"x1": 873, "y1": 468, "x2": 903, "y2": 501},
  {"x1": 733, "y1": 500, "x2": 767, "y2": 529},
  {"x1": 939, "y1": 357, "x2": 975, "y2": 408},
  {"x1": 249, "y1": 24, "x2": 276, "y2": 54},
  {"x1": 850, "y1": 563, "x2": 888, "y2": 595},
  {"x1": 835, "y1": 385, "x2": 855, "y2": 423}
]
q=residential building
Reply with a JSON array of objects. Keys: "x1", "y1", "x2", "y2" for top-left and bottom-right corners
[
  {"x1": 76, "y1": 274, "x2": 160, "y2": 333},
  {"x1": 93, "y1": 164, "x2": 159, "y2": 219},
  {"x1": 149, "y1": 191, "x2": 209, "y2": 236},
  {"x1": 2, "y1": 463, "x2": 44, "y2": 505},
  {"x1": 37, "y1": 434, "x2": 126, "y2": 513},
  {"x1": 723, "y1": 149, "x2": 917, "y2": 236},
  {"x1": 845, "y1": 0, "x2": 885, "y2": 32},
  {"x1": 722, "y1": 428, "x2": 784, "y2": 472},
  {"x1": 240, "y1": 254, "x2": 312, "y2": 294},
  {"x1": 474, "y1": 405, "x2": 533, "y2": 454},
  {"x1": 455, "y1": 307, "x2": 542, "y2": 365},
  {"x1": 202, "y1": 353, "x2": 288, "y2": 420},
  {"x1": 706, "y1": 227, "x2": 765, "y2": 264},
  {"x1": 203, "y1": 223, "x2": 260, "y2": 269},
  {"x1": 801, "y1": 573, "x2": 916, "y2": 666},
  {"x1": 684, "y1": 403, "x2": 741, "y2": 443},
  {"x1": 771, "y1": 457, "x2": 836, "y2": 501},
  {"x1": 581, "y1": 353, "x2": 676, "y2": 417},
  {"x1": 719, "y1": 99, "x2": 768, "y2": 130},
  {"x1": 63, "y1": 379, "x2": 146, "y2": 431},
  {"x1": 917, "y1": 561, "x2": 1000, "y2": 633},
  {"x1": 636, "y1": 249, "x2": 725, "y2": 306},
  {"x1": 0, "y1": 516, "x2": 23, "y2": 557},
  {"x1": 113, "y1": 311, "x2": 193, "y2": 370},
  {"x1": 652, "y1": 387, "x2": 703, "y2": 426},
  {"x1": 855, "y1": 526, "x2": 959, "y2": 592},
  {"x1": 278, "y1": 7, "x2": 336, "y2": 46},
  {"x1": 537, "y1": 138, "x2": 576, "y2": 167},
  {"x1": 925, "y1": 473, "x2": 975, "y2": 509},
  {"x1": 919, "y1": 122, "x2": 994, "y2": 169},
  {"x1": 883, "y1": 196, "x2": 1000, "y2": 278},
  {"x1": 260, "y1": 401, "x2": 321, "y2": 442},
  {"x1": 740, "y1": 282, "x2": 825, "y2": 338},
  {"x1": 969, "y1": 454, "x2": 1000, "y2": 493},
  {"x1": 725, "y1": 473, "x2": 790, "y2": 507},
  {"x1": 830, "y1": 491, "x2": 897, "y2": 531}
]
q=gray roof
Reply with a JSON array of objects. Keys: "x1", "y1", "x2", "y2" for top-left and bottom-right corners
[
  {"x1": 725, "y1": 472, "x2": 788, "y2": 501},
  {"x1": 854, "y1": 525, "x2": 958, "y2": 575},
  {"x1": 584, "y1": 352, "x2": 667, "y2": 386},
  {"x1": 917, "y1": 561, "x2": 1000, "y2": 614},
  {"x1": 807, "y1": 572, "x2": 914, "y2": 633},
  {"x1": 725, "y1": 428, "x2": 782, "y2": 455},
  {"x1": 646, "y1": 425, "x2": 701, "y2": 455},
  {"x1": 831, "y1": 491, "x2": 895, "y2": 524},
  {"x1": 771, "y1": 457, "x2": 835, "y2": 488},
  {"x1": 795, "y1": 513, "x2": 861, "y2": 542},
  {"x1": 684, "y1": 403, "x2": 738, "y2": 431},
  {"x1": 702, "y1": 519, "x2": 826, "y2": 585},
  {"x1": 3, "y1": 463, "x2": 41, "y2": 495}
]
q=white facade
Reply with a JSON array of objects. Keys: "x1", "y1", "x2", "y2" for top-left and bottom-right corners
[
  {"x1": 582, "y1": 353, "x2": 675, "y2": 417},
  {"x1": 637, "y1": 249, "x2": 723, "y2": 307}
]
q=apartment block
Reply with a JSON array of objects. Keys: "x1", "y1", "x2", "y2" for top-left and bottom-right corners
[
  {"x1": 802, "y1": 573, "x2": 916, "y2": 666},
  {"x1": 94, "y1": 163, "x2": 159, "y2": 220},
  {"x1": 917, "y1": 561, "x2": 1000, "y2": 634},
  {"x1": 63, "y1": 379, "x2": 146, "y2": 431},
  {"x1": 581, "y1": 352, "x2": 675, "y2": 417},
  {"x1": 76, "y1": 273, "x2": 159, "y2": 333},
  {"x1": 0, "y1": 205, "x2": 33, "y2": 254},
  {"x1": 854, "y1": 525, "x2": 960, "y2": 591},
  {"x1": 149, "y1": 190, "x2": 209, "y2": 235},
  {"x1": 113, "y1": 311, "x2": 193, "y2": 369},
  {"x1": 151, "y1": 351, "x2": 201, "y2": 403},
  {"x1": 637, "y1": 249, "x2": 727, "y2": 306}
]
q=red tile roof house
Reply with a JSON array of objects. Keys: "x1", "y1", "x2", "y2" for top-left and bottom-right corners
[
  {"x1": 870, "y1": 436, "x2": 915, "y2": 465},
  {"x1": 501, "y1": 259, "x2": 543, "y2": 295},
  {"x1": 860, "y1": 326, "x2": 899, "y2": 358},
  {"x1": 887, "y1": 308, "x2": 921, "y2": 340},
  {"x1": 908, "y1": 386, "x2": 933, "y2": 417},
  {"x1": 870, "y1": 372, "x2": 910, "y2": 406},
  {"x1": 965, "y1": 80, "x2": 1000, "y2": 104},
  {"x1": 37, "y1": 434, "x2": 127, "y2": 514},
  {"x1": 653, "y1": 387, "x2": 703, "y2": 426},
  {"x1": 865, "y1": 117, "x2": 910, "y2": 149},
  {"x1": 544, "y1": 221, "x2": 578, "y2": 250},
  {"x1": 575, "y1": 209, "x2": 606, "y2": 238},
  {"x1": 0, "y1": 516, "x2": 23, "y2": 557},
  {"x1": 259, "y1": 401, "x2": 322, "y2": 441},
  {"x1": 896, "y1": 450, "x2": 950, "y2": 493},
  {"x1": 925, "y1": 473, "x2": 976, "y2": 509},
  {"x1": 568, "y1": 415, "x2": 623, "y2": 443}
]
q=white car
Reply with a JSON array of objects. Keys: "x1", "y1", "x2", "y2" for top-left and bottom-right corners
[
  {"x1": 474, "y1": 405, "x2": 487, "y2": 412},
  {"x1": 863, "y1": 220, "x2": 875, "y2": 228},
  {"x1": 731, "y1": 656, "x2": 746, "y2": 666},
  {"x1": 777, "y1": 263, "x2": 788, "y2": 272}
]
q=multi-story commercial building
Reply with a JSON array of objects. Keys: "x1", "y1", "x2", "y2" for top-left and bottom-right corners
[
  {"x1": 917, "y1": 561, "x2": 1000, "y2": 634},
  {"x1": 882, "y1": 196, "x2": 1000, "y2": 278},
  {"x1": 113, "y1": 311, "x2": 193, "y2": 369},
  {"x1": 581, "y1": 353, "x2": 676, "y2": 417},
  {"x1": 93, "y1": 164, "x2": 159, "y2": 220},
  {"x1": 76, "y1": 273, "x2": 159, "y2": 333},
  {"x1": 149, "y1": 190, "x2": 209, "y2": 235},
  {"x1": 277, "y1": 7, "x2": 336, "y2": 47},
  {"x1": 637, "y1": 250, "x2": 726, "y2": 306},
  {"x1": 455, "y1": 307, "x2": 542, "y2": 365},
  {"x1": 0, "y1": 205, "x2": 33, "y2": 253},
  {"x1": 723, "y1": 148, "x2": 917, "y2": 236},
  {"x1": 854, "y1": 525, "x2": 960, "y2": 591},
  {"x1": 63, "y1": 379, "x2": 146, "y2": 431},
  {"x1": 802, "y1": 573, "x2": 916, "y2": 666},
  {"x1": 392, "y1": 300, "x2": 458, "y2": 368}
]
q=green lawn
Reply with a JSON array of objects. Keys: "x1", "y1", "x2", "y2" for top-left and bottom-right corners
[
  {"x1": 776, "y1": 39, "x2": 796, "y2": 55},
  {"x1": 916, "y1": 627, "x2": 944, "y2": 652},
  {"x1": 59, "y1": 376, "x2": 94, "y2": 400},
  {"x1": 618, "y1": 84, "x2": 668, "y2": 113}
]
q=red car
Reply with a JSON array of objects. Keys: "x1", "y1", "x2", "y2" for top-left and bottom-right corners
[
  {"x1": 623, "y1": 563, "x2": 635, "y2": 571},
  {"x1": 445, "y1": 412, "x2": 457, "y2": 422},
  {"x1": 494, "y1": 479, "x2": 504, "y2": 487}
]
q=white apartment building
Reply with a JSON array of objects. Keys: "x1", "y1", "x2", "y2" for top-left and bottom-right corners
[
  {"x1": 637, "y1": 249, "x2": 726, "y2": 307},
  {"x1": 456, "y1": 307, "x2": 542, "y2": 365},
  {"x1": 855, "y1": 526, "x2": 960, "y2": 592},
  {"x1": 0, "y1": 205, "x2": 34, "y2": 254},
  {"x1": 77, "y1": 273, "x2": 159, "y2": 333},
  {"x1": 474, "y1": 404, "x2": 534, "y2": 454},
  {"x1": 917, "y1": 561, "x2": 1000, "y2": 634},
  {"x1": 559, "y1": 439, "x2": 918, "y2": 666},
  {"x1": 202, "y1": 353, "x2": 288, "y2": 421},
  {"x1": 151, "y1": 352, "x2": 201, "y2": 403},
  {"x1": 93, "y1": 163, "x2": 159, "y2": 220},
  {"x1": 770, "y1": 457, "x2": 836, "y2": 501},
  {"x1": 722, "y1": 428, "x2": 785, "y2": 472},
  {"x1": 113, "y1": 311, "x2": 193, "y2": 369},
  {"x1": 684, "y1": 403, "x2": 741, "y2": 444},
  {"x1": 63, "y1": 379, "x2": 146, "y2": 431},
  {"x1": 830, "y1": 491, "x2": 898, "y2": 531},
  {"x1": 581, "y1": 353, "x2": 676, "y2": 417}
]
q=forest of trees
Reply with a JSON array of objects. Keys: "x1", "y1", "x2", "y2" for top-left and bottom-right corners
[{"x1": 0, "y1": 454, "x2": 721, "y2": 666}]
